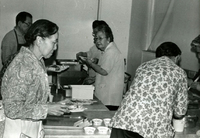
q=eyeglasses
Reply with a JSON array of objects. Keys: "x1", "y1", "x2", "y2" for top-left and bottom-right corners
[
  {"x1": 94, "y1": 37, "x2": 106, "y2": 41},
  {"x1": 23, "y1": 22, "x2": 32, "y2": 27}
]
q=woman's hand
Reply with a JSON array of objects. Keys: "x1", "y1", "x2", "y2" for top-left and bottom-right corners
[
  {"x1": 47, "y1": 102, "x2": 69, "y2": 116},
  {"x1": 47, "y1": 65, "x2": 69, "y2": 73},
  {"x1": 79, "y1": 56, "x2": 93, "y2": 66}
]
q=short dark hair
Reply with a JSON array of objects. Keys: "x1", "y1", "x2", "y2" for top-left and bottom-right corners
[
  {"x1": 16, "y1": 11, "x2": 32, "y2": 25},
  {"x1": 191, "y1": 34, "x2": 200, "y2": 47},
  {"x1": 25, "y1": 19, "x2": 59, "y2": 46},
  {"x1": 96, "y1": 24, "x2": 114, "y2": 42},
  {"x1": 156, "y1": 42, "x2": 181, "y2": 58},
  {"x1": 92, "y1": 20, "x2": 108, "y2": 29}
]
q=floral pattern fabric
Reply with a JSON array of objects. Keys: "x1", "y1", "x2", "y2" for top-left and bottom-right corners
[
  {"x1": 1, "y1": 47, "x2": 49, "y2": 120},
  {"x1": 110, "y1": 56, "x2": 188, "y2": 138}
]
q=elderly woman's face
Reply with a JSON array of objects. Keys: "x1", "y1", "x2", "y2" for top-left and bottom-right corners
[
  {"x1": 40, "y1": 32, "x2": 58, "y2": 59},
  {"x1": 95, "y1": 31, "x2": 110, "y2": 51}
]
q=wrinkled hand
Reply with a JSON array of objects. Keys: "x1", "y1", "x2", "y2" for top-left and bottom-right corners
[
  {"x1": 55, "y1": 65, "x2": 69, "y2": 73},
  {"x1": 47, "y1": 65, "x2": 69, "y2": 73},
  {"x1": 47, "y1": 102, "x2": 69, "y2": 116},
  {"x1": 190, "y1": 82, "x2": 200, "y2": 91},
  {"x1": 76, "y1": 52, "x2": 87, "y2": 64},
  {"x1": 76, "y1": 52, "x2": 83, "y2": 61},
  {"x1": 79, "y1": 56, "x2": 93, "y2": 65}
]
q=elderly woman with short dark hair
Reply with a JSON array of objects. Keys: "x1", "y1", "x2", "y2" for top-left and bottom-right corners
[{"x1": 1, "y1": 19, "x2": 68, "y2": 138}]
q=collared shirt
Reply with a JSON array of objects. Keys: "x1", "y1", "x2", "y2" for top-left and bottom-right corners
[
  {"x1": 95, "y1": 42, "x2": 124, "y2": 106},
  {"x1": 1, "y1": 47, "x2": 49, "y2": 120},
  {"x1": 1, "y1": 27, "x2": 26, "y2": 65},
  {"x1": 110, "y1": 56, "x2": 188, "y2": 138}
]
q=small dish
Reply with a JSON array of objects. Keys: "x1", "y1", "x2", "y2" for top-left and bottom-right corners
[
  {"x1": 84, "y1": 126, "x2": 96, "y2": 134},
  {"x1": 92, "y1": 118, "x2": 102, "y2": 126},
  {"x1": 97, "y1": 126, "x2": 109, "y2": 134},
  {"x1": 103, "y1": 118, "x2": 111, "y2": 127}
]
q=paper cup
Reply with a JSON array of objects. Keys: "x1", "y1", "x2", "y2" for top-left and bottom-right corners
[
  {"x1": 103, "y1": 118, "x2": 111, "y2": 127},
  {"x1": 173, "y1": 118, "x2": 185, "y2": 132}
]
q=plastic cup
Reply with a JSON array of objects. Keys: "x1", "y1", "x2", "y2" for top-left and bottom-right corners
[{"x1": 173, "y1": 118, "x2": 185, "y2": 132}]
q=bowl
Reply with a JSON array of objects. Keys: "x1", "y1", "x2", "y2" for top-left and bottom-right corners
[
  {"x1": 92, "y1": 118, "x2": 102, "y2": 126},
  {"x1": 84, "y1": 127, "x2": 96, "y2": 134},
  {"x1": 97, "y1": 126, "x2": 109, "y2": 134},
  {"x1": 103, "y1": 118, "x2": 111, "y2": 127}
]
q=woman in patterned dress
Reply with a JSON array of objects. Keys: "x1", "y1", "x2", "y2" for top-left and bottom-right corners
[
  {"x1": 110, "y1": 42, "x2": 188, "y2": 138},
  {"x1": 1, "y1": 19, "x2": 69, "y2": 138}
]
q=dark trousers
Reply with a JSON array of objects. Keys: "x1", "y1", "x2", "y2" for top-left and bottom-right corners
[
  {"x1": 106, "y1": 105, "x2": 119, "y2": 111},
  {"x1": 110, "y1": 128, "x2": 144, "y2": 138}
]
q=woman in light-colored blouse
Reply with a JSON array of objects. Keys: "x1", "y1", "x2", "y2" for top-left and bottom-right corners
[
  {"x1": 1, "y1": 19, "x2": 69, "y2": 138},
  {"x1": 79, "y1": 24, "x2": 124, "y2": 110}
]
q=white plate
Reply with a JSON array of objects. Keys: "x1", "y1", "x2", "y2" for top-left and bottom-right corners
[{"x1": 70, "y1": 108, "x2": 85, "y2": 112}]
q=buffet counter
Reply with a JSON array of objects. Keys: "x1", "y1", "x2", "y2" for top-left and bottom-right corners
[
  {"x1": 43, "y1": 91, "x2": 200, "y2": 138},
  {"x1": 43, "y1": 93, "x2": 114, "y2": 138}
]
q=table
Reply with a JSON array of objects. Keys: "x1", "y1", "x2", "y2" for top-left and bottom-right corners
[{"x1": 44, "y1": 94, "x2": 115, "y2": 138}]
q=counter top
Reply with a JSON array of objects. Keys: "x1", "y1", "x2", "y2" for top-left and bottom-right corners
[
  {"x1": 44, "y1": 96, "x2": 200, "y2": 138},
  {"x1": 44, "y1": 111, "x2": 115, "y2": 138},
  {"x1": 44, "y1": 92, "x2": 113, "y2": 138}
]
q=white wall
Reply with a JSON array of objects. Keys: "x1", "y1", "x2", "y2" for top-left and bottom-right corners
[
  {"x1": 0, "y1": 0, "x2": 199, "y2": 78},
  {"x1": 127, "y1": 0, "x2": 200, "y2": 79},
  {"x1": 149, "y1": 0, "x2": 200, "y2": 71},
  {"x1": 0, "y1": 0, "x2": 99, "y2": 69},
  {"x1": 98, "y1": 0, "x2": 132, "y2": 66},
  {"x1": 127, "y1": 0, "x2": 149, "y2": 78}
]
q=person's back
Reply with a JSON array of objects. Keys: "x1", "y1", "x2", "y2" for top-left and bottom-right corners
[{"x1": 110, "y1": 42, "x2": 188, "y2": 138}]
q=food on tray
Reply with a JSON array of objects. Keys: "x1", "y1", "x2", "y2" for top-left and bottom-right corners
[
  {"x1": 71, "y1": 99, "x2": 97, "y2": 105},
  {"x1": 74, "y1": 118, "x2": 92, "y2": 127},
  {"x1": 67, "y1": 105, "x2": 76, "y2": 110}
]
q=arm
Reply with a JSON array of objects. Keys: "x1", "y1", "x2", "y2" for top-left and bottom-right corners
[
  {"x1": 1, "y1": 32, "x2": 17, "y2": 65},
  {"x1": 173, "y1": 72, "x2": 188, "y2": 119},
  {"x1": 2, "y1": 65, "x2": 68, "y2": 120},
  {"x1": 76, "y1": 52, "x2": 87, "y2": 61},
  {"x1": 80, "y1": 57, "x2": 107, "y2": 76}
]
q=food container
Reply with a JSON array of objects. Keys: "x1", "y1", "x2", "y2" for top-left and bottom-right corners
[
  {"x1": 103, "y1": 118, "x2": 111, "y2": 127},
  {"x1": 92, "y1": 118, "x2": 102, "y2": 126},
  {"x1": 97, "y1": 126, "x2": 109, "y2": 134},
  {"x1": 84, "y1": 127, "x2": 96, "y2": 134},
  {"x1": 71, "y1": 85, "x2": 94, "y2": 100},
  {"x1": 63, "y1": 85, "x2": 72, "y2": 98}
]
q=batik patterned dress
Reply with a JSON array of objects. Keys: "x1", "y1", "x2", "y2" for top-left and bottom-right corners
[{"x1": 110, "y1": 56, "x2": 188, "y2": 138}]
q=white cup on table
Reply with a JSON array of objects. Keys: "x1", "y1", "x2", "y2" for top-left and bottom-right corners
[{"x1": 173, "y1": 118, "x2": 185, "y2": 132}]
